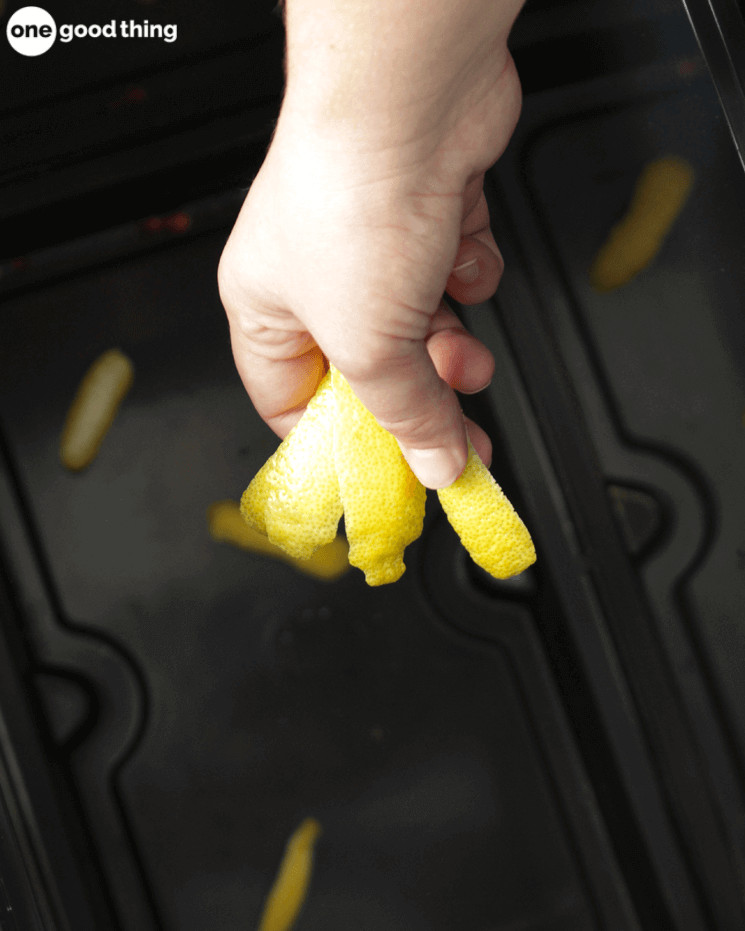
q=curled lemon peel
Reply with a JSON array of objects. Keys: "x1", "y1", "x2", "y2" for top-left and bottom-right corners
[
  {"x1": 437, "y1": 442, "x2": 536, "y2": 579},
  {"x1": 60, "y1": 348, "x2": 134, "y2": 471},
  {"x1": 258, "y1": 817, "x2": 322, "y2": 931},
  {"x1": 331, "y1": 365, "x2": 426, "y2": 585},
  {"x1": 590, "y1": 155, "x2": 694, "y2": 292},
  {"x1": 241, "y1": 372, "x2": 343, "y2": 559},
  {"x1": 241, "y1": 365, "x2": 535, "y2": 585},
  {"x1": 208, "y1": 500, "x2": 349, "y2": 581}
]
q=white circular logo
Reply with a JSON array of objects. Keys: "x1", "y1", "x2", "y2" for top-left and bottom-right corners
[{"x1": 6, "y1": 6, "x2": 57, "y2": 56}]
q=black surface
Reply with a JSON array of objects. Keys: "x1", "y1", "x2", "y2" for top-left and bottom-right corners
[
  {"x1": 0, "y1": 0, "x2": 284, "y2": 256},
  {"x1": 489, "y1": 16, "x2": 745, "y2": 926},
  {"x1": 0, "y1": 227, "x2": 636, "y2": 930}
]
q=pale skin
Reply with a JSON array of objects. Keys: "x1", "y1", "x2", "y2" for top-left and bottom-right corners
[{"x1": 218, "y1": 0, "x2": 525, "y2": 488}]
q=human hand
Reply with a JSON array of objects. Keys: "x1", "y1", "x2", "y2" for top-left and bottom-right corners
[{"x1": 218, "y1": 1, "x2": 523, "y2": 489}]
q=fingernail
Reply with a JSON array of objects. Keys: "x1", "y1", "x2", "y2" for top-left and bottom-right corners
[
  {"x1": 453, "y1": 257, "x2": 480, "y2": 285},
  {"x1": 460, "y1": 378, "x2": 492, "y2": 396},
  {"x1": 404, "y1": 446, "x2": 465, "y2": 489}
]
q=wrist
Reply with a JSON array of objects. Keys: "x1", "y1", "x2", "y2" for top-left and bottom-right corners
[{"x1": 279, "y1": 0, "x2": 524, "y2": 185}]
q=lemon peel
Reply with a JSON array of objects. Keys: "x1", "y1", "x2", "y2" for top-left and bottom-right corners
[
  {"x1": 208, "y1": 500, "x2": 349, "y2": 580},
  {"x1": 241, "y1": 372, "x2": 343, "y2": 559},
  {"x1": 590, "y1": 155, "x2": 694, "y2": 292},
  {"x1": 60, "y1": 348, "x2": 134, "y2": 471},
  {"x1": 258, "y1": 817, "x2": 321, "y2": 931},
  {"x1": 241, "y1": 365, "x2": 535, "y2": 585},
  {"x1": 331, "y1": 365, "x2": 426, "y2": 585},
  {"x1": 437, "y1": 442, "x2": 536, "y2": 579}
]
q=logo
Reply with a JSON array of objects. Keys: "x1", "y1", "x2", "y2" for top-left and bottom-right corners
[
  {"x1": 6, "y1": 6, "x2": 56, "y2": 56},
  {"x1": 5, "y1": 5, "x2": 178, "y2": 55}
]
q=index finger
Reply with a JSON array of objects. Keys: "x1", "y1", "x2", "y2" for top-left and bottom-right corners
[{"x1": 230, "y1": 321, "x2": 327, "y2": 438}]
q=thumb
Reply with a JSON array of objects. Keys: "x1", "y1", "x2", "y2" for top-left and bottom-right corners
[{"x1": 335, "y1": 345, "x2": 468, "y2": 490}]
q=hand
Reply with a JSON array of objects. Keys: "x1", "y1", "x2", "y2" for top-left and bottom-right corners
[{"x1": 218, "y1": 6, "x2": 523, "y2": 488}]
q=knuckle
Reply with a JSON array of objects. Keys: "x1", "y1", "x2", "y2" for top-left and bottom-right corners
[
  {"x1": 374, "y1": 389, "x2": 452, "y2": 447},
  {"x1": 329, "y1": 340, "x2": 393, "y2": 384},
  {"x1": 377, "y1": 412, "x2": 440, "y2": 446}
]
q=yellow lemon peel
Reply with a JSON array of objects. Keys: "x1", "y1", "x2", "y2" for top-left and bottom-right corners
[
  {"x1": 590, "y1": 155, "x2": 694, "y2": 292},
  {"x1": 437, "y1": 442, "x2": 536, "y2": 579},
  {"x1": 241, "y1": 372, "x2": 343, "y2": 559},
  {"x1": 331, "y1": 365, "x2": 426, "y2": 585},
  {"x1": 258, "y1": 817, "x2": 322, "y2": 931},
  {"x1": 208, "y1": 500, "x2": 349, "y2": 581},
  {"x1": 241, "y1": 365, "x2": 535, "y2": 585},
  {"x1": 60, "y1": 348, "x2": 134, "y2": 471}
]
